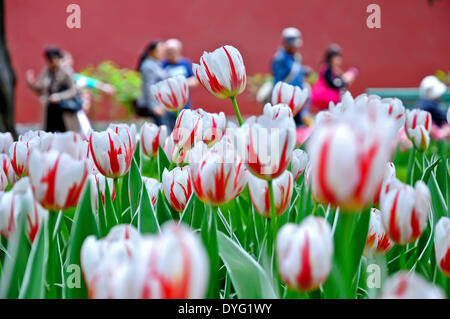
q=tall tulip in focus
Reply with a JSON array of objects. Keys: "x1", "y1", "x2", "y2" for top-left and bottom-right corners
[
  {"x1": 89, "y1": 127, "x2": 134, "y2": 178},
  {"x1": 140, "y1": 123, "x2": 168, "y2": 158},
  {"x1": 162, "y1": 167, "x2": 192, "y2": 212},
  {"x1": 381, "y1": 272, "x2": 445, "y2": 299},
  {"x1": 151, "y1": 76, "x2": 189, "y2": 112},
  {"x1": 28, "y1": 149, "x2": 89, "y2": 211},
  {"x1": 277, "y1": 217, "x2": 333, "y2": 292},
  {"x1": 238, "y1": 103, "x2": 296, "y2": 180},
  {"x1": 189, "y1": 137, "x2": 246, "y2": 206},
  {"x1": 364, "y1": 208, "x2": 394, "y2": 258},
  {"x1": 405, "y1": 109, "x2": 432, "y2": 152},
  {"x1": 380, "y1": 180, "x2": 431, "y2": 245},
  {"x1": 271, "y1": 82, "x2": 309, "y2": 116},
  {"x1": 0, "y1": 178, "x2": 48, "y2": 242},
  {"x1": 172, "y1": 109, "x2": 203, "y2": 150},
  {"x1": 434, "y1": 217, "x2": 450, "y2": 276},
  {"x1": 193, "y1": 45, "x2": 246, "y2": 125},
  {"x1": 248, "y1": 170, "x2": 293, "y2": 218}
]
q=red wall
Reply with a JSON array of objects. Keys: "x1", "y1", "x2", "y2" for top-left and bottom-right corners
[{"x1": 6, "y1": 0, "x2": 450, "y2": 124}]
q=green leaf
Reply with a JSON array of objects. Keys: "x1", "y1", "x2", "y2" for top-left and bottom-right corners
[
  {"x1": 65, "y1": 183, "x2": 99, "y2": 299},
  {"x1": 201, "y1": 206, "x2": 219, "y2": 299},
  {"x1": 217, "y1": 231, "x2": 278, "y2": 299},
  {"x1": 19, "y1": 224, "x2": 48, "y2": 299},
  {"x1": 104, "y1": 179, "x2": 119, "y2": 234},
  {"x1": 136, "y1": 184, "x2": 159, "y2": 234},
  {"x1": 155, "y1": 190, "x2": 172, "y2": 226},
  {"x1": 157, "y1": 145, "x2": 170, "y2": 181},
  {"x1": 129, "y1": 158, "x2": 143, "y2": 219},
  {"x1": 0, "y1": 202, "x2": 31, "y2": 299}
]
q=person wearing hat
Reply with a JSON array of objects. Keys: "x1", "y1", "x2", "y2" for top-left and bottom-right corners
[
  {"x1": 310, "y1": 44, "x2": 358, "y2": 114},
  {"x1": 271, "y1": 27, "x2": 311, "y2": 126},
  {"x1": 26, "y1": 47, "x2": 80, "y2": 133},
  {"x1": 417, "y1": 75, "x2": 448, "y2": 126}
]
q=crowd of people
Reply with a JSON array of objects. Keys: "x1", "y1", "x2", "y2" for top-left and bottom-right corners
[{"x1": 23, "y1": 29, "x2": 449, "y2": 141}]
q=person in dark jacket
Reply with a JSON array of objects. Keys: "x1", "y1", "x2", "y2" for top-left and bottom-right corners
[{"x1": 416, "y1": 75, "x2": 448, "y2": 127}]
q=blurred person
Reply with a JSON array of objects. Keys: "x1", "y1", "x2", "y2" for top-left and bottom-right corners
[
  {"x1": 417, "y1": 75, "x2": 448, "y2": 126},
  {"x1": 26, "y1": 47, "x2": 81, "y2": 133},
  {"x1": 135, "y1": 41, "x2": 172, "y2": 128},
  {"x1": 271, "y1": 27, "x2": 312, "y2": 126},
  {"x1": 310, "y1": 44, "x2": 358, "y2": 114},
  {"x1": 61, "y1": 51, "x2": 115, "y2": 138},
  {"x1": 162, "y1": 38, "x2": 198, "y2": 129}
]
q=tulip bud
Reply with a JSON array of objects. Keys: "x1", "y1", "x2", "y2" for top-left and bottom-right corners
[
  {"x1": 364, "y1": 208, "x2": 394, "y2": 258},
  {"x1": 0, "y1": 132, "x2": 13, "y2": 154},
  {"x1": 194, "y1": 108, "x2": 227, "y2": 146},
  {"x1": 140, "y1": 123, "x2": 168, "y2": 158},
  {"x1": 0, "y1": 170, "x2": 7, "y2": 191},
  {"x1": 277, "y1": 217, "x2": 333, "y2": 292},
  {"x1": 193, "y1": 45, "x2": 246, "y2": 99},
  {"x1": 190, "y1": 138, "x2": 246, "y2": 205},
  {"x1": 434, "y1": 216, "x2": 450, "y2": 276},
  {"x1": 380, "y1": 98, "x2": 405, "y2": 132},
  {"x1": 108, "y1": 123, "x2": 138, "y2": 151},
  {"x1": 89, "y1": 127, "x2": 134, "y2": 178},
  {"x1": 142, "y1": 177, "x2": 160, "y2": 206},
  {"x1": 9, "y1": 140, "x2": 34, "y2": 177},
  {"x1": 238, "y1": 104, "x2": 296, "y2": 179},
  {"x1": 0, "y1": 177, "x2": 48, "y2": 242},
  {"x1": 381, "y1": 272, "x2": 445, "y2": 299},
  {"x1": 151, "y1": 75, "x2": 189, "y2": 112},
  {"x1": 49, "y1": 131, "x2": 86, "y2": 160},
  {"x1": 28, "y1": 149, "x2": 89, "y2": 211},
  {"x1": 380, "y1": 180, "x2": 430, "y2": 245},
  {"x1": 272, "y1": 82, "x2": 309, "y2": 116},
  {"x1": 163, "y1": 133, "x2": 191, "y2": 165},
  {"x1": 162, "y1": 167, "x2": 192, "y2": 212},
  {"x1": 405, "y1": 109, "x2": 432, "y2": 152},
  {"x1": 248, "y1": 170, "x2": 293, "y2": 218},
  {"x1": 291, "y1": 149, "x2": 309, "y2": 181},
  {"x1": 88, "y1": 173, "x2": 116, "y2": 211},
  {"x1": 173, "y1": 109, "x2": 203, "y2": 150},
  {"x1": 140, "y1": 222, "x2": 209, "y2": 298}
]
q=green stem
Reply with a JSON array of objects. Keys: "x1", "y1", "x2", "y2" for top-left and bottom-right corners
[
  {"x1": 168, "y1": 147, "x2": 181, "y2": 170},
  {"x1": 113, "y1": 178, "x2": 121, "y2": 221},
  {"x1": 406, "y1": 146, "x2": 416, "y2": 185},
  {"x1": 268, "y1": 180, "x2": 277, "y2": 252},
  {"x1": 230, "y1": 96, "x2": 243, "y2": 126}
]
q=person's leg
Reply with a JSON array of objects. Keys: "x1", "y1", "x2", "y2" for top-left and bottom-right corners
[{"x1": 62, "y1": 111, "x2": 82, "y2": 134}]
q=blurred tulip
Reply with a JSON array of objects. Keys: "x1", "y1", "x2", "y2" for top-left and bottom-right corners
[
  {"x1": 28, "y1": 149, "x2": 89, "y2": 211},
  {"x1": 0, "y1": 154, "x2": 16, "y2": 186},
  {"x1": 142, "y1": 177, "x2": 160, "y2": 206},
  {"x1": 290, "y1": 149, "x2": 309, "y2": 181},
  {"x1": 140, "y1": 222, "x2": 209, "y2": 298},
  {"x1": 380, "y1": 97, "x2": 405, "y2": 132},
  {"x1": 18, "y1": 130, "x2": 53, "y2": 151},
  {"x1": 364, "y1": 208, "x2": 394, "y2": 258},
  {"x1": 237, "y1": 103, "x2": 296, "y2": 179},
  {"x1": 248, "y1": 170, "x2": 293, "y2": 218},
  {"x1": 172, "y1": 109, "x2": 203, "y2": 150},
  {"x1": 277, "y1": 217, "x2": 333, "y2": 292},
  {"x1": 194, "y1": 108, "x2": 227, "y2": 146},
  {"x1": 380, "y1": 180, "x2": 430, "y2": 245},
  {"x1": 193, "y1": 45, "x2": 246, "y2": 99},
  {"x1": 307, "y1": 100, "x2": 396, "y2": 211},
  {"x1": 88, "y1": 173, "x2": 115, "y2": 211},
  {"x1": 162, "y1": 167, "x2": 192, "y2": 212},
  {"x1": 374, "y1": 162, "x2": 398, "y2": 205},
  {"x1": 0, "y1": 178, "x2": 48, "y2": 242},
  {"x1": 89, "y1": 127, "x2": 134, "y2": 178},
  {"x1": 0, "y1": 170, "x2": 7, "y2": 191},
  {"x1": 140, "y1": 123, "x2": 168, "y2": 158},
  {"x1": 381, "y1": 272, "x2": 444, "y2": 299},
  {"x1": 272, "y1": 82, "x2": 309, "y2": 116},
  {"x1": 405, "y1": 109, "x2": 432, "y2": 152},
  {"x1": 151, "y1": 76, "x2": 189, "y2": 112},
  {"x1": 9, "y1": 140, "x2": 35, "y2": 177},
  {"x1": 190, "y1": 138, "x2": 246, "y2": 205},
  {"x1": 0, "y1": 132, "x2": 13, "y2": 154},
  {"x1": 48, "y1": 131, "x2": 85, "y2": 160},
  {"x1": 163, "y1": 133, "x2": 191, "y2": 165},
  {"x1": 434, "y1": 216, "x2": 450, "y2": 276}
]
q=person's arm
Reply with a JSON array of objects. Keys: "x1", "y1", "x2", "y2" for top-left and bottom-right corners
[
  {"x1": 27, "y1": 69, "x2": 46, "y2": 94},
  {"x1": 324, "y1": 66, "x2": 345, "y2": 89},
  {"x1": 185, "y1": 60, "x2": 198, "y2": 88}
]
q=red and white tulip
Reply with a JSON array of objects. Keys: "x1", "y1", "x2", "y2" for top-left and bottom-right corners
[
  {"x1": 405, "y1": 109, "x2": 432, "y2": 152},
  {"x1": 277, "y1": 217, "x2": 333, "y2": 292},
  {"x1": 193, "y1": 45, "x2": 246, "y2": 99},
  {"x1": 434, "y1": 217, "x2": 450, "y2": 276},
  {"x1": 0, "y1": 154, "x2": 15, "y2": 186},
  {"x1": 380, "y1": 180, "x2": 430, "y2": 245},
  {"x1": 0, "y1": 177, "x2": 48, "y2": 242},
  {"x1": 248, "y1": 170, "x2": 293, "y2": 218},
  {"x1": 88, "y1": 173, "x2": 115, "y2": 211},
  {"x1": 89, "y1": 127, "x2": 134, "y2": 178},
  {"x1": 290, "y1": 149, "x2": 309, "y2": 181},
  {"x1": 151, "y1": 75, "x2": 189, "y2": 112},
  {"x1": 162, "y1": 167, "x2": 192, "y2": 212},
  {"x1": 0, "y1": 132, "x2": 13, "y2": 154},
  {"x1": 142, "y1": 177, "x2": 160, "y2": 207},
  {"x1": 172, "y1": 109, "x2": 203, "y2": 150},
  {"x1": 381, "y1": 272, "x2": 445, "y2": 299},
  {"x1": 140, "y1": 123, "x2": 168, "y2": 158},
  {"x1": 364, "y1": 208, "x2": 394, "y2": 257},
  {"x1": 194, "y1": 108, "x2": 227, "y2": 146},
  {"x1": 190, "y1": 138, "x2": 246, "y2": 205},
  {"x1": 28, "y1": 149, "x2": 89, "y2": 211},
  {"x1": 163, "y1": 133, "x2": 191, "y2": 165},
  {"x1": 272, "y1": 82, "x2": 309, "y2": 116}
]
